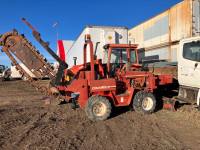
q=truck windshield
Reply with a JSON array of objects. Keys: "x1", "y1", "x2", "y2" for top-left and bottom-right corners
[
  {"x1": 0, "y1": 66, "x2": 4, "y2": 73},
  {"x1": 104, "y1": 49, "x2": 137, "y2": 63},
  {"x1": 183, "y1": 41, "x2": 200, "y2": 62}
]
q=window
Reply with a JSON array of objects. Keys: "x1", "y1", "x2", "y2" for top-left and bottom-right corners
[
  {"x1": 183, "y1": 41, "x2": 200, "y2": 62},
  {"x1": 130, "y1": 49, "x2": 137, "y2": 63},
  {"x1": 110, "y1": 49, "x2": 124, "y2": 63},
  {"x1": 104, "y1": 48, "x2": 137, "y2": 63}
]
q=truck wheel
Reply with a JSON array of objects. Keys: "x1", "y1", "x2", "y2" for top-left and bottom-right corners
[
  {"x1": 21, "y1": 76, "x2": 27, "y2": 81},
  {"x1": 85, "y1": 95, "x2": 112, "y2": 122},
  {"x1": 133, "y1": 90, "x2": 156, "y2": 115}
]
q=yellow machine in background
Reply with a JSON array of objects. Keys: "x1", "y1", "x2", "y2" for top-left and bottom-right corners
[{"x1": 66, "y1": 69, "x2": 74, "y2": 82}]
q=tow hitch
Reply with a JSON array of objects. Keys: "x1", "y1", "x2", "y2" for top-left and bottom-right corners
[{"x1": 163, "y1": 97, "x2": 176, "y2": 111}]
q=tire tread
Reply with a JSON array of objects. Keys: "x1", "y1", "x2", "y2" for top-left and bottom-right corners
[
  {"x1": 133, "y1": 90, "x2": 156, "y2": 115},
  {"x1": 85, "y1": 95, "x2": 111, "y2": 121}
]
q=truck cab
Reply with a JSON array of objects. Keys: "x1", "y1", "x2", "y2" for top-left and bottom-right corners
[{"x1": 178, "y1": 36, "x2": 200, "y2": 105}]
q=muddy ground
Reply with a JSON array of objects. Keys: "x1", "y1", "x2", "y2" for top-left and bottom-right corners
[{"x1": 0, "y1": 80, "x2": 200, "y2": 150}]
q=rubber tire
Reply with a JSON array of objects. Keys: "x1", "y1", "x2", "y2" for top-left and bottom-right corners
[
  {"x1": 85, "y1": 95, "x2": 112, "y2": 122},
  {"x1": 133, "y1": 90, "x2": 156, "y2": 115}
]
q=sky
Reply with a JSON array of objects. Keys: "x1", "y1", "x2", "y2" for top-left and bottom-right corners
[{"x1": 0, "y1": 0, "x2": 182, "y2": 67}]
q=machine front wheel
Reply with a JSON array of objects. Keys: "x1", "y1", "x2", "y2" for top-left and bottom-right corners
[
  {"x1": 133, "y1": 90, "x2": 156, "y2": 115},
  {"x1": 85, "y1": 95, "x2": 112, "y2": 122}
]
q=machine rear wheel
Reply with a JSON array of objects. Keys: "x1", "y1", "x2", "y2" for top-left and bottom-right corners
[
  {"x1": 133, "y1": 90, "x2": 156, "y2": 115},
  {"x1": 85, "y1": 95, "x2": 112, "y2": 122}
]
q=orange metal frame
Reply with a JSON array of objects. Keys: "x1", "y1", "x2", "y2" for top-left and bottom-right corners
[
  {"x1": 62, "y1": 41, "x2": 173, "y2": 109},
  {"x1": 83, "y1": 40, "x2": 95, "y2": 80},
  {"x1": 106, "y1": 44, "x2": 140, "y2": 75}
]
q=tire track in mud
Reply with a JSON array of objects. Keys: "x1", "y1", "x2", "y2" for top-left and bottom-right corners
[
  {"x1": 0, "y1": 105, "x2": 48, "y2": 149},
  {"x1": 133, "y1": 114, "x2": 181, "y2": 149},
  {"x1": 19, "y1": 105, "x2": 88, "y2": 149},
  {"x1": 15, "y1": 106, "x2": 66, "y2": 149},
  {"x1": 135, "y1": 112, "x2": 200, "y2": 150},
  {"x1": 1, "y1": 80, "x2": 200, "y2": 149},
  {"x1": 153, "y1": 112, "x2": 200, "y2": 149},
  {"x1": 59, "y1": 119, "x2": 93, "y2": 149},
  {"x1": 14, "y1": 112, "x2": 48, "y2": 147}
]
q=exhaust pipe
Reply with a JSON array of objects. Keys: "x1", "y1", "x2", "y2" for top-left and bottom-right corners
[{"x1": 73, "y1": 57, "x2": 77, "y2": 66}]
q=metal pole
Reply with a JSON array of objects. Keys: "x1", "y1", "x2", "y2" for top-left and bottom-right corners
[
  {"x1": 57, "y1": 27, "x2": 58, "y2": 42},
  {"x1": 57, "y1": 27, "x2": 58, "y2": 54}
]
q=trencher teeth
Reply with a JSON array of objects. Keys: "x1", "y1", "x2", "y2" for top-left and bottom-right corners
[
  {"x1": 5, "y1": 31, "x2": 12, "y2": 36},
  {"x1": 12, "y1": 29, "x2": 18, "y2": 35},
  {"x1": 32, "y1": 46, "x2": 36, "y2": 51},
  {"x1": 36, "y1": 50, "x2": 40, "y2": 54},
  {"x1": 40, "y1": 54, "x2": 44, "y2": 59}
]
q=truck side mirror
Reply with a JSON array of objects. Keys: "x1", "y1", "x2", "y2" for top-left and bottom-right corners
[{"x1": 195, "y1": 63, "x2": 198, "y2": 68}]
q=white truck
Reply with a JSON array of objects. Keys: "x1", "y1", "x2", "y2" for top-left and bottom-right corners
[
  {"x1": 58, "y1": 25, "x2": 129, "y2": 68},
  {"x1": 11, "y1": 63, "x2": 56, "y2": 80},
  {"x1": 144, "y1": 36, "x2": 200, "y2": 109},
  {"x1": 11, "y1": 64, "x2": 36, "y2": 80},
  {"x1": 178, "y1": 36, "x2": 200, "y2": 106},
  {"x1": 0, "y1": 65, "x2": 11, "y2": 81}
]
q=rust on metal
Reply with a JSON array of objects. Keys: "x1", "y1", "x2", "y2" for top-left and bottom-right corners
[
  {"x1": 170, "y1": 0, "x2": 192, "y2": 41},
  {"x1": 21, "y1": 17, "x2": 37, "y2": 32},
  {"x1": 0, "y1": 29, "x2": 66, "y2": 101},
  {"x1": 128, "y1": 0, "x2": 193, "y2": 61},
  {"x1": 145, "y1": 66, "x2": 178, "y2": 80},
  {"x1": 21, "y1": 17, "x2": 68, "y2": 86}
]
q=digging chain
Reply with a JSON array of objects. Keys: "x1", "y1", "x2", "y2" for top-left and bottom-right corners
[{"x1": 0, "y1": 29, "x2": 66, "y2": 101}]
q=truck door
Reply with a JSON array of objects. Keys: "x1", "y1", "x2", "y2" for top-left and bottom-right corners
[{"x1": 178, "y1": 39, "x2": 200, "y2": 88}]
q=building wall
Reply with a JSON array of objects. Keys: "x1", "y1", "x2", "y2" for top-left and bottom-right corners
[{"x1": 128, "y1": 0, "x2": 200, "y2": 61}]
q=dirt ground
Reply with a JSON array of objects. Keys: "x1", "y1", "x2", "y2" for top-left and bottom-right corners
[{"x1": 0, "y1": 80, "x2": 200, "y2": 150}]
